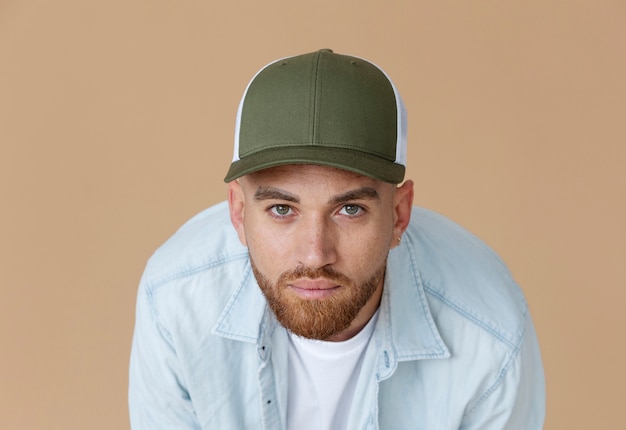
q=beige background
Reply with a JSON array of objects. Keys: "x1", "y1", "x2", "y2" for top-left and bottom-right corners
[{"x1": 1, "y1": 1, "x2": 624, "y2": 428}]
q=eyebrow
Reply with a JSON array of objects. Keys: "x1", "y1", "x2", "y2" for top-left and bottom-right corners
[
  {"x1": 328, "y1": 187, "x2": 380, "y2": 205},
  {"x1": 252, "y1": 186, "x2": 381, "y2": 205},
  {"x1": 253, "y1": 187, "x2": 300, "y2": 203}
]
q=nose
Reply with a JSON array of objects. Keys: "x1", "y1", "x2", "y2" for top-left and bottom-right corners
[{"x1": 295, "y1": 214, "x2": 338, "y2": 269}]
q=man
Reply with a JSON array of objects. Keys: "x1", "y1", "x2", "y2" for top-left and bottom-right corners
[{"x1": 129, "y1": 49, "x2": 545, "y2": 429}]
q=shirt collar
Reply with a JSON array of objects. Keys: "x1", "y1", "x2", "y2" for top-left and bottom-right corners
[
  {"x1": 381, "y1": 237, "x2": 450, "y2": 361},
  {"x1": 213, "y1": 239, "x2": 450, "y2": 362},
  {"x1": 212, "y1": 259, "x2": 268, "y2": 343}
]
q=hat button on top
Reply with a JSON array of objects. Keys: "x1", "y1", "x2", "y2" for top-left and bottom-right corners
[{"x1": 319, "y1": 48, "x2": 333, "y2": 53}]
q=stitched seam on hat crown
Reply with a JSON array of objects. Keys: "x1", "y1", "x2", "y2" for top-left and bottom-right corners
[
  {"x1": 241, "y1": 140, "x2": 395, "y2": 156},
  {"x1": 241, "y1": 141, "x2": 395, "y2": 160},
  {"x1": 309, "y1": 51, "x2": 321, "y2": 145}
]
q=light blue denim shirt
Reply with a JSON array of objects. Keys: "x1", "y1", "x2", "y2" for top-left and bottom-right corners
[{"x1": 129, "y1": 202, "x2": 545, "y2": 429}]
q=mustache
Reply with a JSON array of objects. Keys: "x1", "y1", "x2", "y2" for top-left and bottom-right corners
[{"x1": 278, "y1": 265, "x2": 353, "y2": 286}]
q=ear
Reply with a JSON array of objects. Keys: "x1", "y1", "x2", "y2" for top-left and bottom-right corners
[
  {"x1": 390, "y1": 180, "x2": 414, "y2": 249},
  {"x1": 227, "y1": 180, "x2": 248, "y2": 247}
]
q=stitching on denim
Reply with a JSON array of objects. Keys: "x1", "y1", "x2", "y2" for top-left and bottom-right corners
[
  {"x1": 404, "y1": 234, "x2": 449, "y2": 358},
  {"x1": 145, "y1": 279, "x2": 175, "y2": 349},
  {"x1": 144, "y1": 252, "x2": 251, "y2": 345},
  {"x1": 212, "y1": 262, "x2": 258, "y2": 343},
  {"x1": 148, "y1": 252, "x2": 249, "y2": 291},
  {"x1": 462, "y1": 311, "x2": 528, "y2": 417},
  {"x1": 387, "y1": 234, "x2": 450, "y2": 362},
  {"x1": 377, "y1": 284, "x2": 398, "y2": 378},
  {"x1": 422, "y1": 281, "x2": 524, "y2": 350}
]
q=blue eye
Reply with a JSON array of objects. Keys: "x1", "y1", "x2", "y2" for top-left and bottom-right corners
[
  {"x1": 270, "y1": 205, "x2": 292, "y2": 216},
  {"x1": 339, "y1": 204, "x2": 362, "y2": 216}
]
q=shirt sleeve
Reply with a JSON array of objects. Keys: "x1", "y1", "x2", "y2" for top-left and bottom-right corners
[
  {"x1": 128, "y1": 275, "x2": 201, "y2": 429},
  {"x1": 460, "y1": 311, "x2": 546, "y2": 429}
]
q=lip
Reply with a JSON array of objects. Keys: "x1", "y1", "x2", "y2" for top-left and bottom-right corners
[{"x1": 288, "y1": 279, "x2": 341, "y2": 299}]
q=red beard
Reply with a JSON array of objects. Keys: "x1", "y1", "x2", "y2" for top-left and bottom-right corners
[{"x1": 250, "y1": 261, "x2": 385, "y2": 340}]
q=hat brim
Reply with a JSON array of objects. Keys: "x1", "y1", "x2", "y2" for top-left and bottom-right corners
[{"x1": 224, "y1": 146, "x2": 405, "y2": 184}]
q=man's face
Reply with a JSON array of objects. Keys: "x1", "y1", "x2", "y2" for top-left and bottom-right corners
[{"x1": 228, "y1": 164, "x2": 413, "y2": 341}]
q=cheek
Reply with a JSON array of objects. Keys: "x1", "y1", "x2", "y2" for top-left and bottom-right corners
[
  {"x1": 244, "y1": 220, "x2": 291, "y2": 277},
  {"x1": 339, "y1": 229, "x2": 392, "y2": 275}
]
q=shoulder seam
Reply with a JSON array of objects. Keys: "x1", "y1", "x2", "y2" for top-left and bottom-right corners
[
  {"x1": 146, "y1": 252, "x2": 249, "y2": 292},
  {"x1": 462, "y1": 311, "x2": 529, "y2": 417},
  {"x1": 422, "y1": 280, "x2": 527, "y2": 351}
]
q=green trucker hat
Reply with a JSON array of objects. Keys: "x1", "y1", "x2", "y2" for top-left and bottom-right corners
[{"x1": 224, "y1": 49, "x2": 407, "y2": 184}]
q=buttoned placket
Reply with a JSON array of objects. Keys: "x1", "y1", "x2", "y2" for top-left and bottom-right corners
[
  {"x1": 256, "y1": 310, "x2": 289, "y2": 430},
  {"x1": 344, "y1": 292, "x2": 400, "y2": 430}
]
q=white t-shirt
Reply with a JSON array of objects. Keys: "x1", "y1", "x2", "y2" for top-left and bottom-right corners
[{"x1": 286, "y1": 311, "x2": 379, "y2": 430}]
